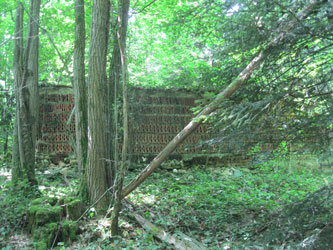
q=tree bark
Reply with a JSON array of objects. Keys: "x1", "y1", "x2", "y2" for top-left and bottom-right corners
[
  {"x1": 111, "y1": 0, "x2": 130, "y2": 236},
  {"x1": 12, "y1": 0, "x2": 40, "y2": 185},
  {"x1": 25, "y1": 0, "x2": 41, "y2": 148},
  {"x1": 86, "y1": 0, "x2": 112, "y2": 211},
  {"x1": 12, "y1": 2, "x2": 24, "y2": 183},
  {"x1": 108, "y1": 4, "x2": 121, "y2": 181},
  {"x1": 74, "y1": 0, "x2": 87, "y2": 173},
  {"x1": 121, "y1": 0, "x2": 327, "y2": 199}
]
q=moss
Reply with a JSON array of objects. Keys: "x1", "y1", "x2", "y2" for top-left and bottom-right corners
[
  {"x1": 35, "y1": 205, "x2": 62, "y2": 226},
  {"x1": 66, "y1": 199, "x2": 84, "y2": 220},
  {"x1": 64, "y1": 196, "x2": 73, "y2": 204},
  {"x1": 31, "y1": 198, "x2": 44, "y2": 206},
  {"x1": 33, "y1": 222, "x2": 58, "y2": 249},
  {"x1": 69, "y1": 222, "x2": 79, "y2": 241},
  {"x1": 27, "y1": 205, "x2": 40, "y2": 232},
  {"x1": 29, "y1": 205, "x2": 40, "y2": 215},
  {"x1": 36, "y1": 240, "x2": 47, "y2": 250},
  {"x1": 31, "y1": 196, "x2": 58, "y2": 206},
  {"x1": 28, "y1": 204, "x2": 62, "y2": 233},
  {"x1": 62, "y1": 220, "x2": 79, "y2": 243},
  {"x1": 46, "y1": 195, "x2": 58, "y2": 206},
  {"x1": 57, "y1": 196, "x2": 65, "y2": 206}
]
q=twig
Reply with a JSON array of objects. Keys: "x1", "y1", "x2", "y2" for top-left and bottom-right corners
[
  {"x1": 50, "y1": 223, "x2": 62, "y2": 250},
  {"x1": 75, "y1": 184, "x2": 116, "y2": 222},
  {"x1": 134, "y1": 0, "x2": 158, "y2": 14},
  {"x1": 20, "y1": 3, "x2": 72, "y2": 78}
]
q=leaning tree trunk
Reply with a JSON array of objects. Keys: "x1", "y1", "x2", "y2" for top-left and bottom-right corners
[
  {"x1": 74, "y1": 0, "x2": 87, "y2": 173},
  {"x1": 121, "y1": 0, "x2": 327, "y2": 199},
  {"x1": 110, "y1": 0, "x2": 130, "y2": 236},
  {"x1": 86, "y1": 0, "x2": 112, "y2": 211}
]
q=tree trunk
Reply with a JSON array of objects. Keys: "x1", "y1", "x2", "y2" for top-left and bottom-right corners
[
  {"x1": 12, "y1": 118, "x2": 21, "y2": 181},
  {"x1": 17, "y1": 0, "x2": 41, "y2": 186},
  {"x1": 12, "y1": 2, "x2": 24, "y2": 182},
  {"x1": 25, "y1": 0, "x2": 41, "y2": 148},
  {"x1": 121, "y1": 0, "x2": 327, "y2": 199},
  {"x1": 74, "y1": 0, "x2": 87, "y2": 173},
  {"x1": 3, "y1": 131, "x2": 8, "y2": 154},
  {"x1": 12, "y1": 0, "x2": 40, "y2": 185},
  {"x1": 111, "y1": 0, "x2": 130, "y2": 236},
  {"x1": 108, "y1": 6, "x2": 121, "y2": 182},
  {"x1": 86, "y1": 0, "x2": 112, "y2": 211}
]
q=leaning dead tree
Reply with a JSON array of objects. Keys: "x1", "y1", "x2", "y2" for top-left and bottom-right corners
[{"x1": 121, "y1": 0, "x2": 328, "y2": 198}]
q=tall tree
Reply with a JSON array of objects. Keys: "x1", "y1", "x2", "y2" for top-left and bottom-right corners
[
  {"x1": 12, "y1": 3, "x2": 24, "y2": 182},
  {"x1": 73, "y1": 0, "x2": 87, "y2": 173},
  {"x1": 86, "y1": 0, "x2": 112, "y2": 211},
  {"x1": 110, "y1": 0, "x2": 130, "y2": 235},
  {"x1": 25, "y1": 0, "x2": 40, "y2": 148},
  {"x1": 12, "y1": 0, "x2": 41, "y2": 185},
  {"x1": 120, "y1": 0, "x2": 328, "y2": 198}
]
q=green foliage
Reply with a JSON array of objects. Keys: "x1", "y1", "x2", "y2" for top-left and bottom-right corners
[
  {"x1": 0, "y1": 178, "x2": 39, "y2": 248},
  {"x1": 2, "y1": 151, "x2": 333, "y2": 249},
  {"x1": 127, "y1": 0, "x2": 333, "y2": 157},
  {"x1": 127, "y1": 156, "x2": 333, "y2": 248},
  {"x1": 0, "y1": 0, "x2": 332, "y2": 248}
]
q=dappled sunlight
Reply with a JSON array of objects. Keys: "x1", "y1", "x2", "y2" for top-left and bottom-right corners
[
  {"x1": 125, "y1": 158, "x2": 333, "y2": 248},
  {"x1": 1, "y1": 0, "x2": 332, "y2": 248},
  {"x1": 0, "y1": 168, "x2": 11, "y2": 181},
  {"x1": 141, "y1": 193, "x2": 157, "y2": 205}
]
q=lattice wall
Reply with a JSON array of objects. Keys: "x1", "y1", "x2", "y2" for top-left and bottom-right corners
[
  {"x1": 38, "y1": 86, "x2": 75, "y2": 154},
  {"x1": 38, "y1": 86, "x2": 215, "y2": 156},
  {"x1": 38, "y1": 86, "x2": 332, "y2": 164},
  {"x1": 128, "y1": 88, "x2": 216, "y2": 155}
]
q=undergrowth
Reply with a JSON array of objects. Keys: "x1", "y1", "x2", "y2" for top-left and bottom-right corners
[
  {"x1": 0, "y1": 152, "x2": 332, "y2": 249},
  {"x1": 0, "y1": 175, "x2": 39, "y2": 249},
  {"x1": 127, "y1": 154, "x2": 333, "y2": 249}
]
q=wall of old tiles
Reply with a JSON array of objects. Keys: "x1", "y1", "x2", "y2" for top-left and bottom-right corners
[
  {"x1": 37, "y1": 86, "x2": 217, "y2": 157},
  {"x1": 38, "y1": 86, "x2": 332, "y2": 165}
]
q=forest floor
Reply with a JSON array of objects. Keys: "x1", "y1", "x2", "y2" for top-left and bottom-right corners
[{"x1": 0, "y1": 153, "x2": 333, "y2": 249}]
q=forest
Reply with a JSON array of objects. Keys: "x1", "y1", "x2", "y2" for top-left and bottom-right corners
[{"x1": 0, "y1": 0, "x2": 332, "y2": 249}]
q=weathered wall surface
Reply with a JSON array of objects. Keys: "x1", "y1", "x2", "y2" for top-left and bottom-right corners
[
  {"x1": 38, "y1": 86, "x2": 332, "y2": 165},
  {"x1": 38, "y1": 86, "x2": 75, "y2": 154},
  {"x1": 128, "y1": 88, "x2": 216, "y2": 156},
  {"x1": 38, "y1": 86, "x2": 217, "y2": 157}
]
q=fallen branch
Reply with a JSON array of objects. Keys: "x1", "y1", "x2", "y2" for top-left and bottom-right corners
[
  {"x1": 132, "y1": 212, "x2": 207, "y2": 250},
  {"x1": 124, "y1": 201, "x2": 207, "y2": 250}
]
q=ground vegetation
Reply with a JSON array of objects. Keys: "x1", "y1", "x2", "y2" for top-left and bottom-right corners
[{"x1": 0, "y1": 0, "x2": 332, "y2": 249}]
